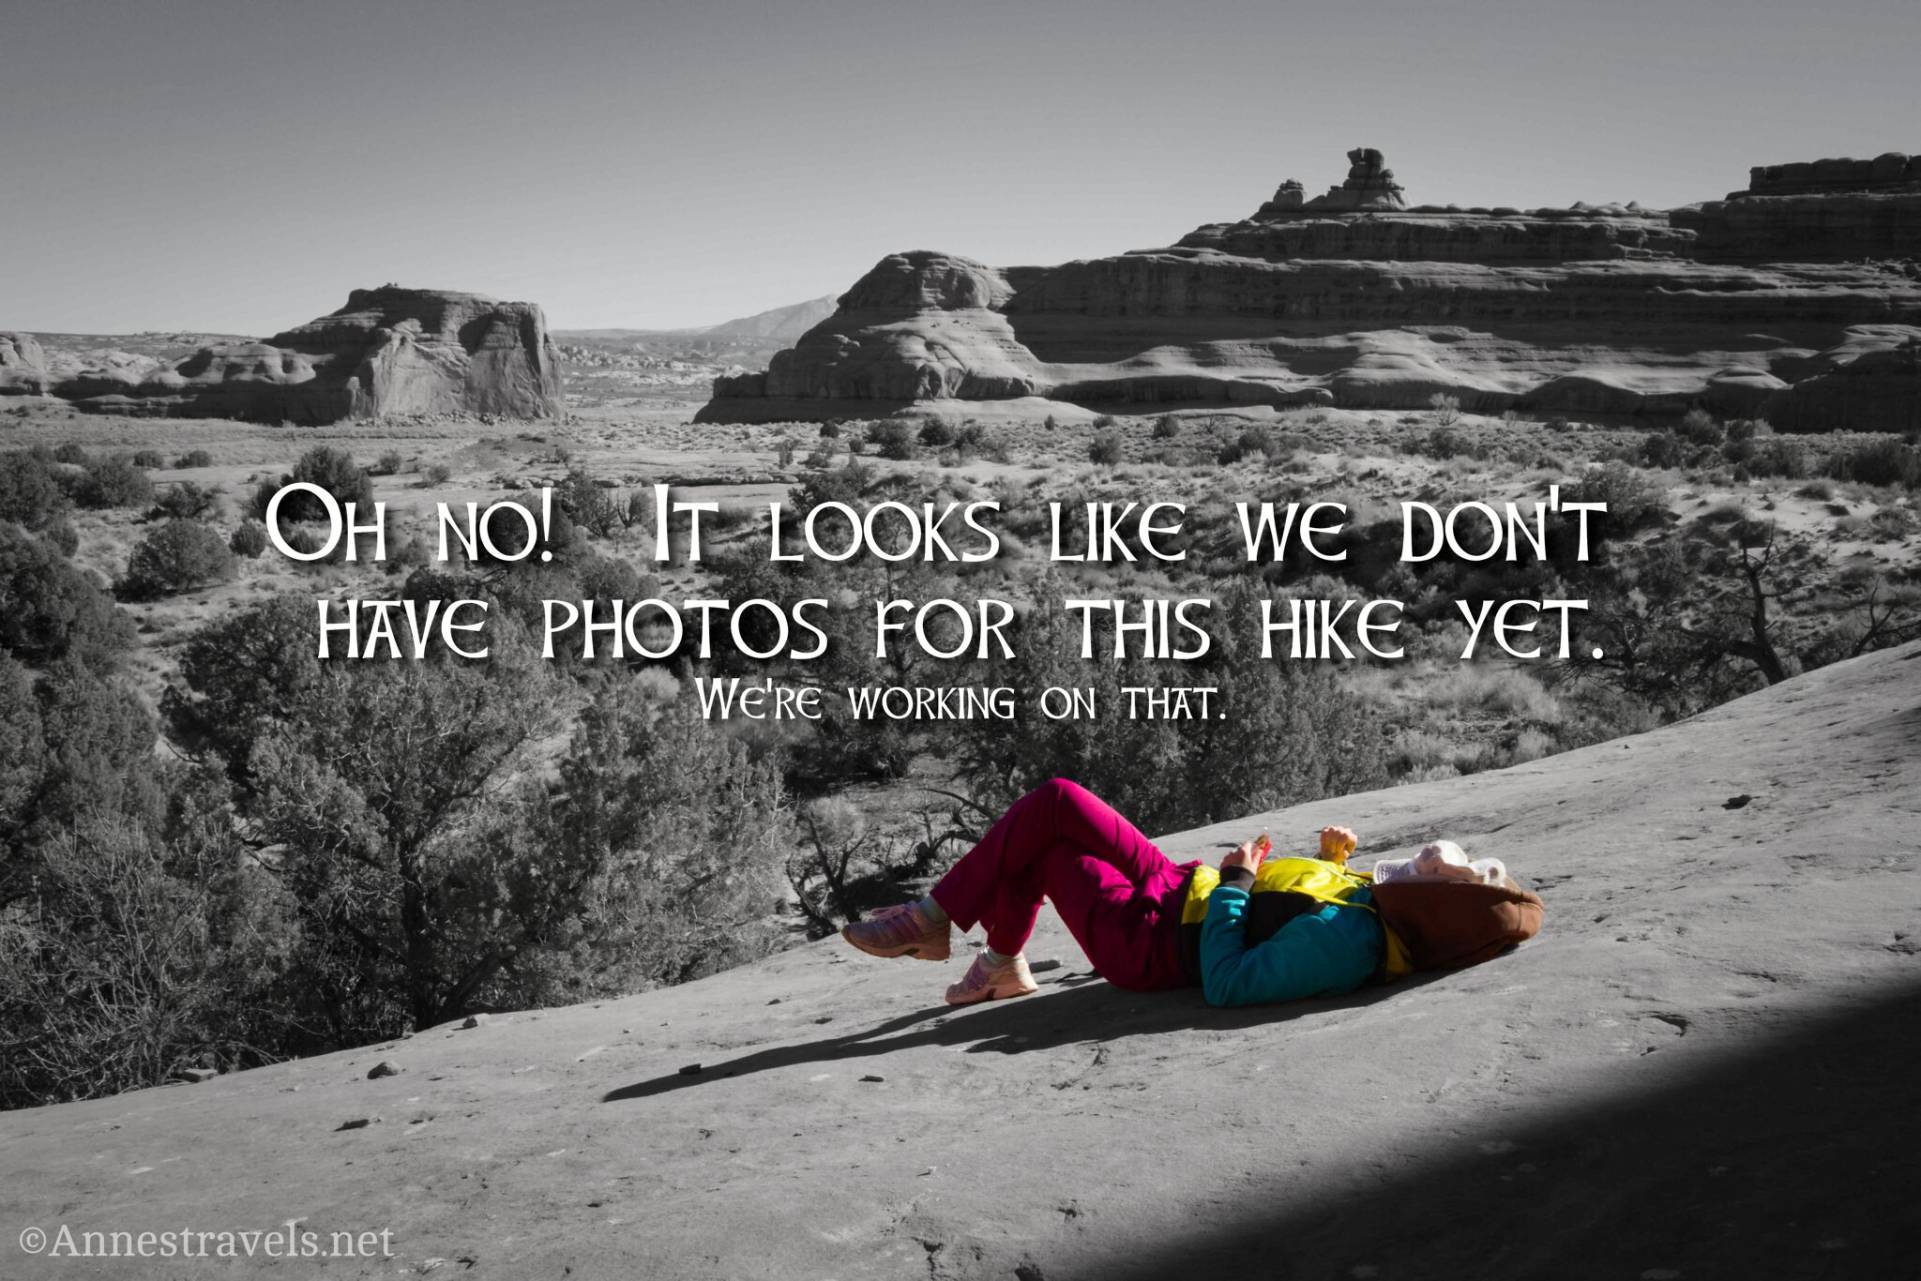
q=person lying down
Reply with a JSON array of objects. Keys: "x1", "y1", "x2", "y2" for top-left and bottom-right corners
[{"x1": 841, "y1": 778, "x2": 1544, "y2": 1007}]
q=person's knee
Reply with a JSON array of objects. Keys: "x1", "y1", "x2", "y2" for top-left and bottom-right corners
[{"x1": 1032, "y1": 777, "x2": 1089, "y2": 806}]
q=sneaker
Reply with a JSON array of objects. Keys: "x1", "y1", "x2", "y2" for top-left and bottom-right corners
[
  {"x1": 944, "y1": 952, "x2": 1038, "y2": 1006},
  {"x1": 841, "y1": 903, "x2": 950, "y2": 961}
]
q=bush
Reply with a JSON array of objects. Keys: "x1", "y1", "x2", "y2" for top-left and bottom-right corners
[
  {"x1": 1218, "y1": 427, "x2": 1273, "y2": 465},
  {"x1": 42, "y1": 517, "x2": 78, "y2": 558},
  {"x1": 374, "y1": 450, "x2": 406, "y2": 476},
  {"x1": 1830, "y1": 437, "x2": 1920, "y2": 489},
  {"x1": 1749, "y1": 437, "x2": 1809, "y2": 479},
  {"x1": 1088, "y1": 429, "x2": 1124, "y2": 465},
  {"x1": 1640, "y1": 430, "x2": 1685, "y2": 469},
  {"x1": 869, "y1": 421, "x2": 918, "y2": 460},
  {"x1": 229, "y1": 521, "x2": 270, "y2": 559},
  {"x1": 122, "y1": 520, "x2": 236, "y2": 599},
  {"x1": 421, "y1": 462, "x2": 453, "y2": 485},
  {"x1": 283, "y1": 526, "x2": 327, "y2": 557},
  {"x1": 1674, "y1": 408, "x2": 1724, "y2": 446},
  {"x1": 52, "y1": 443, "x2": 89, "y2": 465},
  {"x1": 129, "y1": 449, "x2": 166, "y2": 469},
  {"x1": 75, "y1": 456, "x2": 154, "y2": 510},
  {"x1": 555, "y1": 466, "x2": 620, "y2": 539},
  {"x1": 819, "y1": 420, "x2": 843, "y2": 439},
  {"x1": 1152, "y1": 414, "x2": 1181, "y2": 440},
  {"x1": 250, "y1": 446, "x2": 373, "y2": 525},
  {"x1": 173, "y1": 449, "x2": 214, "y2": 469},
  {"x1": 918, "y1": 419, "x2": 956, "y2": 447},
  {"x1": 0, "y1": 450, "x2": 72, "y2": 532},
  {"x1": 0, "y1": 524, "x2": 134, "y2": 665},
  {"x1": 1563, "y1": 461, "x2": 1666, "y2": 535},
  {"x1": 1428, "y1": 393, "x2": 1462, "y2": 426},
  {"x1": 150, "y1": 480, "x2": 221, "y2": 521}
]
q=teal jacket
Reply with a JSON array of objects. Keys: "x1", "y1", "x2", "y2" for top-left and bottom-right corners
[{"x1": 1199, "y1": 883, "x2": 1385, "y2": 1007}]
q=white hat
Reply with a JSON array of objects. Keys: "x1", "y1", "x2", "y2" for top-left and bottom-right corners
[{"x1": 1369, "y1": 840, "x2": 1508, "y2": 887}]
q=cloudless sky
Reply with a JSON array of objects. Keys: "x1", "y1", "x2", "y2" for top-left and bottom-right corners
[{"x1": 3, "y1": 0, "x2": 1915, "y2": 333}]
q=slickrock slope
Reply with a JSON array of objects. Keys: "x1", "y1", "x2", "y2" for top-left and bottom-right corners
[
  {"x1": 11, "y1": 288, "x2": 563, "y2": 423},
  {"x1": 3, "y1": 644, "x2": 1917, "y2": 1279},
  {"x1": 706, "y1": 149, "x2": 1921, "y2": 429}
]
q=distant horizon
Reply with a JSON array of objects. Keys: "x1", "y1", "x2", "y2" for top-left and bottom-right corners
[{"x1": 6, "y1": 0, "x2": 1915, "y2": 334}]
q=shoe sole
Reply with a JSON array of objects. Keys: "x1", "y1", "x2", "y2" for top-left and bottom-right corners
[
  {"x1": 841, "y1": 928, "x2": 950, "y2": 962},
  {"x1": 944, "y1": 981, "x2": 1038, "y2": 1007}
]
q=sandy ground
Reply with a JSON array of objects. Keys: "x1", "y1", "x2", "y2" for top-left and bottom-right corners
[{"x1": 1, "y1": 643, "x2": 1916, "y2": 1279}]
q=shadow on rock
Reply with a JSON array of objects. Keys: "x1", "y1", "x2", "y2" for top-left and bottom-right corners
[{"x1": 601, "y1": 969, "x2": 1442, "y2": 1103}]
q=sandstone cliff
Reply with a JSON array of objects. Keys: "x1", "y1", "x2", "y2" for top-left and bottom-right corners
[
  {"x1": 703, "y1": 149, "x2": 1921, "y2": 430},
  {"x1": 44, "y1": 287, "x2": 563, "y2": 424}
]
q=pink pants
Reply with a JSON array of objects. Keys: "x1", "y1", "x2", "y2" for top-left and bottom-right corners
[{"x1": 930, "y1": 778, "x2": 1198, "y2": 992}]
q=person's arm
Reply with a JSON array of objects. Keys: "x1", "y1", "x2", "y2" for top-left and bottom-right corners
[{"x1": 1199, "y1": 887, "x2": 1382, "y2": 1008}]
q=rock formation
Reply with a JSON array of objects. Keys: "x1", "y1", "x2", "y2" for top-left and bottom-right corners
[
  {"x1": 24, "y1": 287, "x2": 563, "y2": 423},
  {"x1": 0, "y1": 332, "x2": 51, "y2": 396},
  {"x1": 703, "y1": 148, "x2": 1921, "y2": 431}
]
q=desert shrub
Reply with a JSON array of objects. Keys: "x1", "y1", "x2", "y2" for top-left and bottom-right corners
[
  {"x1": 869, "y1": 421, "x2": 918, "y2": 460},
  {"x1": 0, "y1": 524, "x2": 133, "y2": 666},
  {"x1": 802, "y1": 442, "x2": 838, "y2": 469},
  {"x1": 0, "y1": 451, "x2": 72, "y2": 532},
  {"x1": 1565, "y1": 461, "x2": 1665, "y2": 534},
  {"x1": 122, "y1": 520, "x2": 236, "y2": 599},
  {"x1": 150, "y1": 480, "x2": 221, "y2": 521},
  {"x1": 129, "y1": 449, "x2": 165, "y2": 469},
  {"x1": 555, "y1": 466, "x2": 620, "y2": 538},
  {"x1": 1830, "y1": 437, "x2": 1920, "y2": 489},
  {"x1": 774, "y1": 437, "x2": 798, "y2": 466},
  {"x1": 1428, "y1": 393, "x2": 1462, "y2": 426},
  {"x1": 1088, "y1": 429, "x2": 1124, "y2": 465},
  {"x1": 42, "y1": 517, "x2": 78, "y2": 558},
  {"x1": 250, "y1": 446, "x2": 373, "y2": 525},
  {"x1": 1639, "y1": 429, "x2": 1685, "y2": 469},
  {"x1": 1152, "y1": 414, "x2": 1181, "y2": 440},
  {"x1": 0, "y1": 787, "x2": 292, "y2": 1107},
  {"x1": 1218, "y1": 427, "x2": 1273, "y2": 465},
  {"x1": 948, "y1": 422, "x2": 1010, "y2": 463},
  {"x1": 918, "y1": 419, "x2": 956, "y2": 447},
  {"x1": 1675, "y1": 408, "x2": 1724, "y2": 446},
  {"x1": 421, "y1": 462, "x2": 453, "y2": 485},
  {"x1": 1424, "y1": 427, "x2": 1469, "y2": 460},
  {"x1": 819, "y1": 420, "x2": 843, "y2": 439},
  {"x1": 1505, "y1": 726, "x2": 1558, "y2": 765},
  {"x1": 52, "y1": 443, "x2": 89, "y2": 465},
  {"x1": 74, "y1": 456, "x2": 154, "y2": 510},
  {"x1": 173, "y1": 449, "x2": 214, "y2": 469},
  {"x1": 283, "y1": 526, "x2": 326, "y2": 557},
  {"x1": 374, "y1": 450, "x2": 406, "y2": 476},
  {"x1": 229, "y1": 520, "x2": 270, "y2": 559},
  {"x1": 1749, "y1": 437, "x2": 1809, "y2": 479}
]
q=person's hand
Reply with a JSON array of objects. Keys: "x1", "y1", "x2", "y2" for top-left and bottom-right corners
[
  {"x1": 1222, "y1": 833, "x2": 1269, "y2": 876},
  {"x1": 1318, "y1": 825, "x2": 1358, "y2": 864}
]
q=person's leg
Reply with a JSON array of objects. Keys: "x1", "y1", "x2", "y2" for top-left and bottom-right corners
[
  {"x1": 931, "y1": 777, "x2": 1180, "y2": 959},
  {"x1": 1028, "y1": 846, "x2": 1172, "y2": 990}
]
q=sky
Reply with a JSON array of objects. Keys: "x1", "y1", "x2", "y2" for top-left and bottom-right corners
[{"x1": 3, "y1": 0, "x2": 1916, "y2": 334}]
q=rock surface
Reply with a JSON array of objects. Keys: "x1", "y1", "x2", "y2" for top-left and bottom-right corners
[
  {"x1": 41, "y1": 287, "x2": 562, "y2": 423},
  {"x1": 704, "y1": 148, "x2": 1921, "y2": 429},
  {"x1": 3, "y1": 642, "x2": 1916, "y2": 1279}
]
